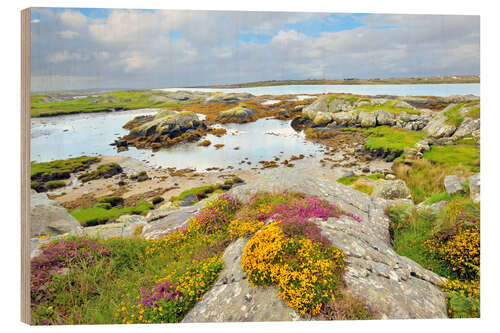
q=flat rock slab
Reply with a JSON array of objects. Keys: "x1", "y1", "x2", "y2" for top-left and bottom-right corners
[
  {"x1": 141, "y1": 202, "x2": 205, "y2": 239},
  {"x1": 31, "y1": 192, "x2": 83, "y2": 237},
  {"x1": 444, "y1": 175, "x2": 463, "y2": 195},
  {"x1": 182, "y1": 238, "x2": 301, "y2": 323}
]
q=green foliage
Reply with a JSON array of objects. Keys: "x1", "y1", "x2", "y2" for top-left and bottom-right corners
[
  {"x1": 444, "y1": 103, "x2": 464, "y2": 127},
  {"x1": 424, "y1": 144, "x2": 480, "y2": 173},
  {"x1": 424, "y1": 192, "x2": 453, "y2": 205},
  {"x1": 70, "y1": 201, "x2": 153, "y2": 226},
  {"x1": 78, "y1": 163, "x2": 123, "y2": 182},
  {"x1": 465, "y1": 106, "x2": 480, "y2": 119},
  {"x1": 98, "y1": 196, "x2": 124, "y2": 207},
  {"x1": 31, "y1": 90, "x2": 197, "y2": 117},
  {"x1": 31, "y1": 156, "x2": 100, "y2": 181},
  {"x1": 169, "y1": 184, "x2": 229, "y2": 203},
  {"x1": 362, "y1": 126, "x2": 426, "y2": 153},
  {"x1": 353, "y1": 183, "x2": 374, "y2": 195},
  {"x1": 45, "y1": 180, "x2": 66, "y2": 190},
  {"x1": 354, "y1": 99, "x2": 421, "y2": 115},
  {"x1": 445, "y1": 290, "x2": 480, "y2": 318},
  {"x1": 336, "y1": 173, "x2": 384, "y2": 186}
]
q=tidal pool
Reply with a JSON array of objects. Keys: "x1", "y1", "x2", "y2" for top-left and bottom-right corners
[{"x1": 31, "y1": 109, "x2": 324, "y2": 170}]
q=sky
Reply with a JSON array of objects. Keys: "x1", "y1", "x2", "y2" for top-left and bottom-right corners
[{"x1": 30, "y1": 8, "x2": 480, "y2": 91}]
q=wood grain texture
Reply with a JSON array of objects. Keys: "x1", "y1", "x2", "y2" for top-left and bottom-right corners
[{"x1": 21, "y1": 7, "x2": 31, "y2": 325}]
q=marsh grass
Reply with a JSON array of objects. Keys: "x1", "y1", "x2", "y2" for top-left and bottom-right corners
[
  {"x1": 359, "y1": 126, "x2": 426, "y2": 153},
  {"x1": 444, "y1": 103, "x2": 464, "y2": 127},
  {"x1": 70, "y1": 201, "x2": 153, "y2": 226},
  {"x1": 31, "y1": 90, "x2": 196, "y2": 117},
  {"x1": 423, "y1": 144, "x2": 480, "y2": 173}
]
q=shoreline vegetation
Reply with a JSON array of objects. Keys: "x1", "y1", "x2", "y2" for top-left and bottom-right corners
[{"x1": 194, "y1": 75, "x2": 479, "y2": 89}]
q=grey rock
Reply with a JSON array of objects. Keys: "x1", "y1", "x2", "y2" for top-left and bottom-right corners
[
  {"x1": 359, "y1": 111, "x2": 377, "y2": 127},
  {"x1": 444, "y1": 175, "x2": 463, "y2": 195},
  {"x1": 423, "y1": 105, "x2": 458, "y2": 138},
  {"x1": 331, "y1": 111, "x2": 358, "y2": 126},
  {"x1": 328, "y1": 98, "x2": 353, "y2": 113},
  {"x1": 225, "y1": 169, "x2": 447, "y2": 319},
  {"x1": 302, "y1": 96, "x2": 330, "y2": 120},
  {"x1": 372, "y1": 180, "x2": 412, "y2": 200},
  {"x1": 453, "y1": 117, "x2": 480, "y2": 139},
  {"x1": 182, "y1": 238, "x2": 302, "y2": 323},
  {"x1": 31, "y1": 192, "x2": 83, "y2": 238},
  {"x1": 374, "y1": 110, "x2": 395, "y2": 126},
  {"x1": 142, "y1": 202, "x2": 205, "y2": 239},
  {"x1": 469, "y1": 173, "x2": 480, "y2": 203},
  {"x1": 342, "y1": 170, "x2": 355, "y2": 178}
]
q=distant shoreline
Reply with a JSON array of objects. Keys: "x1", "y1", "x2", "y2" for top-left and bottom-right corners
[{"x1": 193, "y1": 76, "x2": 480, "y2": 89}]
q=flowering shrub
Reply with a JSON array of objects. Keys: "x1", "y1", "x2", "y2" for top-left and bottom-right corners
[
  {"x1": 242, "y1": 222, "x2": 345, "y2": 315},
  {"x1": 116, "y1": 256, "x2": 223, "y2": 324},
  {"x1": 31, "y1": 238, "x2": 113, "y2": 305},
  {"x1": 228, "y1": 219, "x2": 265, "y2": 239}
]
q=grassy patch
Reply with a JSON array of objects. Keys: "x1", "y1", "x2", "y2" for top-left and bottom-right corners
[
  {"x1": 393, "y1": 159, "x2": 471, "y2": 204},
  {"x1": 465, "y1": 106, "x2": 480, "y2": 119},
  {"x1": 353, "y1": 183, "x2": 374, "y2": 195},
  {"x1": 424, "y1": 192, "x2": 453, "y2": 205},
  {"x1": 336, "y1": 173, "x2": 384, "y2": 186},
  {"x1": 169, "y1": 184, "x2": 228, "y2": 204},
  {"x1": 386, "y1": 197, "x2": 480, "y2": 318},
  {"x1": 31, "y1": 156, "x2": 100, "y2": 181},
  {"x1": 354, "y1": 100, "x2": 421, "y2": 115},
  {"x1": 424, "y1": 144, "x2": 480, "y2": 173},
  {"x1": 362, "y1": 126, "x2": 426, "y2": 153},
  {"x1": 78, "y1": 163, "x2": 123, "y2": 182},
  {"x1": 44, "y1": 180, "x2": 66, "y2": 190},
  {"x1": 31, "y1": 90, "x2": 197, "y2": 117},
  {"x1": 444, "y1": 103, "x2": 464, "y2": 127},
  {"x1": 70, "y1": 201, "x2": 153, "y2": 227}
]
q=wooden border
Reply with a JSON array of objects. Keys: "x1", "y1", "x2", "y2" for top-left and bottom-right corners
[{"x1": 21, "y1": 7, "x2": 31, "y2": 325}]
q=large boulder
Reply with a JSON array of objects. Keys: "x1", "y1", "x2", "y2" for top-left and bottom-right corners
[
  {"x1": 374, "y1": 110, "x2": 395, "y2": 126},
  {"x1": 444, "y1": 175, "x2": 464, "y2": 195},
  {"x1": 218, "y1": 170, "x2": 447, "y2": 319},
  {"x1": 452, "y1": 117, "x2": 480, "y2": 139},
  {"x1": 372, "y1": 180, "x2": 412, "y2": 200},
  {"x1": 133, "y1": 110, "x2": 203, "y2": 137},
  {"x1": 83, "y1": 215, "x2": 146, "y2": 239},
  {"x1": 423, "y1": 105, "x2": 458, "y2": 138},
  {"x1": 359, "y1": 111, "x2": 377, "y2": 127},
  {"x1": 182, "y1": 238, "x2": 301, "y2": 323},
  {"x1": 217, "y1": 105, "x2": 257, "y2": 122},
  {"x1": 328, "y1": 98, "x2": 353, "y2": 113},
  {"x1": 31, "y1": 192, "x2": 83, "y2": 237},
  {"x1": 331, "y1": 111, "x2": 358, "y2": 126}
]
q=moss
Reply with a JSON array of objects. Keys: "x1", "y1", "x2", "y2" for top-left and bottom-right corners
[
  {"x1": 354, "y1": 100, "x2": 421, "y2": 115},
  {"x1": 362, "y1": 126, "x2": 426, "y2": 153},
  {"x1": 31, "y1": 156, "x2": 100, "y2": 181},
  {"x1": 465, "y1": 106, "x2": 480, "y2": 119},
  {"x1": 70, "y1": 201, "x2": 153, "y2": 226},
  {"x1": 169, "y1": 184, "x2": 222, "y2": 203},
  {"x1": 424, "y1": 145, "x2": 480, "y2": 173},
  {"x1": 44, "y1": 180, "x2": 66, "y2": 190},
  {"x1": 353, "y1": 183, "x2": 374, "y2": 195},
  {"x1": 98, "y1": 196, "x2": 124, "y2": 207},
  {"x1": 444, "y1": 103, "x2": 464, "y2": 127},
  {"x1": 78, "y1": 163, "x2": 123, "y2": 182},
  {"x1": 31, "y1": 181, "x2": 39, "y2": 190}
]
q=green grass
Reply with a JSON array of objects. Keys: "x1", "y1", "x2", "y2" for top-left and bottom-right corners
[
  {"x1": 444, "y1": 103, "x2": 464, "y2": 127},
  {"x1": 45, "y1": 180, "x2": 66, "y2": 190},
  {"x1": 169, "y1": 184, "x2": 228, "y2": 204},
  {"x1": 31, "y1": 90, "x2": 197, "y2": 117},
  {"x1": 353, "y1": 184, "x2": 374, "y2": 195},
  {"x1": 424, "y1": 144, "x2": 480, "y2": 173},
  {"x1": 70, "y1": 201, "x2": 153, "y2": 227},
  {"x1": 386, "y1": 205, "x2": 455, "y2": 278},
  {"x1": 354, "y1": 100, "x2": 421, "y2": 115},
  {"x1": 31, "y1": 156, "x2": 100, "y2": 181},
  {"x1": 465, "y1": 106, "x2": 480, "y2": 119},
  {"x1": 362, "y1": 126, "x2": 426, "y2": 153},
  {"x1": 424, "y1": 192, "x2": 453, "y2": 205},
  {"x1": 78, "y1": 163, "x2": 123, "y2": 182},
  {"x1": 336, "y1": 173, "x2": 384, "y2": 186}
]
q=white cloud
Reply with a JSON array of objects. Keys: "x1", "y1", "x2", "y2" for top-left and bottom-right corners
[
  {"x1": 31, "y1": 19, "x2": 40, "y2": 24},
  {"x1": 59, "y1": 10, "x2": 87, "y2": 28},
  {"x1": 47, "y1": 50, "x2": 110, "y2": 64},
  {"x1": 56, "y1": 30, "x2": 79, "y2": 39}
]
